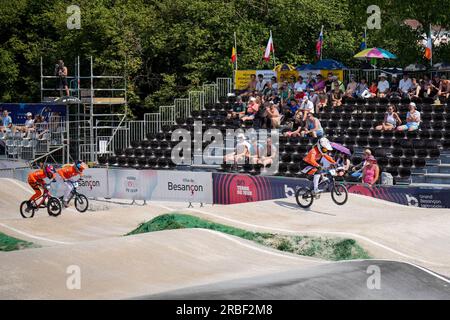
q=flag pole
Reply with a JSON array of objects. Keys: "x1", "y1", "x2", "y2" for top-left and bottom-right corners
[
  {"x1": 364, "y1": 27, "x2": 367, "y2": 48},
  {"x1": 271, "y1": 30, "x2": 276, "y2": 68},
  {"x1": 234, "y1": 31, "x2": 238, "y2": 71},
  {"x1": 320, "y1": 25, "x2": 324, "y2": 60},
  {"x1": 430, "y1": 24, "x2": 433, "y2": 67}
]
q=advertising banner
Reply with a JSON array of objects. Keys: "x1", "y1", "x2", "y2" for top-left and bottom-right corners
[
  {"x1": 298, "y1": 70, "x2": 321, "y2": 82},
  {"x1": 277, "y1": 70, "x2": 299, "y2": 83},
  {"x1": 154, "y1": 171, "x2": 213, "y2": 203},
  {"x1": 256, "y1": 70, "x2": 277, "y2": 83},
  {"x1": 320, "y1": 69, "x2": 344, "y2": 81},
  {"x1": 234, "y1": 70, "x2": 257, "y2": 90},
  {"x1": 108, "y1": 169, "x2": 158, "y2": 200}
]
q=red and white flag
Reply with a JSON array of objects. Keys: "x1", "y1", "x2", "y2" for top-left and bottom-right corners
[
  {"x1": 424, "y1": 34, "x2": 432, "y2": 60},
  {"x1": 263, "y1": 33, "x2": 274, "y2": 62}
]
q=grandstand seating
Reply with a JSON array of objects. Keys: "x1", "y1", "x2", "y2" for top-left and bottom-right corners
[{"x1": 96, "y1": 96, "x2": 449, "y2": 185}]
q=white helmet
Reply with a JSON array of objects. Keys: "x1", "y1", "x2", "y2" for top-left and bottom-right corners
[{"x1": 317, "y1": 137, "x2": 333, "y2": 154}]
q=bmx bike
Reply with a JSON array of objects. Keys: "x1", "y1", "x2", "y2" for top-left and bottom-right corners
[
  {"x1": 59, "y1": 179, "x2": 89, "y2": 213},
  {"x1": 20, "y1": 184, "x2": 62, "y2": 218},
  {"x1": 295, "y1": 168, "x2": 348, "y2": 209}
]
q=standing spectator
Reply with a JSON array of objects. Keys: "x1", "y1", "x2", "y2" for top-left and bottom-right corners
[
  {"x1": 362, "y1": 156, "x2": 380, "y2": 186},
  {"x1": 55, "y1": 60, "x2": 70, "y2": 96},
  {"x1": 377, "y1": 73, "x2": 390, "y2": 97},
  {"x1": 331, "y1": 86, "x2": 343, "y2": 107},
  {"x1": 397, "y1": 102, "x2": 421, "y2": 132},
  {"x1": 375, "y1": 104, "x2": 401, "y2": 131},
  {"x1": 265, "y1": 102, "x2": 281, "y2": 129},
  {"x1": 344, "y1": 75, "x2": 358, "y2": 98},
  {"x1": 399, "y1": 73, "x2": 413, "y2": 98},
  {"x1": 301, "y1": 112, "x2": 324, "y2": 138},
  {"x1": 355, "y1": 78, "x2": 368, "y2": 98},
  {"x1": 255, "y1": 74, "x2": 267, "y2": 92},
  {"x1": 1, "y1": 110, "x2": 13, "y2": 135}
]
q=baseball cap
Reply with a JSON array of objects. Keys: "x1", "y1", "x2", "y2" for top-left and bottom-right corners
[
  {"x1": 26, "y1": 112, "x2": 32, "y2": 117},
  {"x1": 409, "y1": 102, "x2": 416, "y2": 108}
]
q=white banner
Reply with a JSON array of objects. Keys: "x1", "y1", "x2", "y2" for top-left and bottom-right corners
[
  {"x1": 256, "y1": 70, "x2": 277, "y2": 83},
  {"x1": 50, "y1": 168, "x2": 108, "y2": 199},
  {"x1": 153, "y1": 171, "x2": 213, "y2": 203},
  {"x1": 108, "y1": 169, "x2": 158, "y2": 200}
]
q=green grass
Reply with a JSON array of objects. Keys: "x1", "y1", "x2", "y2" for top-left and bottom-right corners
[
  {"x1": 0, "y1": 232, "x2": 34, "y2": 251},
  {"x1": 128, "y1": 213, "x2": 371, "y2": 261}
]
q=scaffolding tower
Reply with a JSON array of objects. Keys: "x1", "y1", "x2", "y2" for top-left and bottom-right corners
[{"x1": 40, "y1": 56, "x2": 128, "y2": 163}]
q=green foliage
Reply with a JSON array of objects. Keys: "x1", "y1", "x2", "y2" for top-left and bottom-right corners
[
  {"x1": 128, "y1": 213, "x2": 371, "y2": 261},
  {"x1": 0, "y1": 232, "x2": 34, "y2": 251},
  {"x1": 0, "y1": 0, "x2": 449, "y2": 109}
]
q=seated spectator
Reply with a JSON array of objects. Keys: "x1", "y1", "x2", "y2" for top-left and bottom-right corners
[
  {"x1": 421, "y1": 74, "x2": 431, "y2": 96},
  {"x1": 0, "y1": 110, "x2": 14, "y2": 135},
  {"x1": 228, "y1": 96, "x2": 246, "y2": 119},
  {"x1": 314, "y1": 74, "x2": 326, "y2": 92},
  {"x1": 427, "y1": 74, "x2": 440, "y2": 98},
  {"x1": 288, "y1": 76, "x2": 296, "y2": 91},
  {"x1": 324, "y1": 72, "x2": 334, "y2": 93},
  {"x1": 279, "y1": 81, "x2": 292, "y2": 103},
  {"x1": 335, "y1": 152, "x2": 351, "y2": 177},
  {"x1": 438, "y1": 75, "x2": 450, "y2": 99},
  {"x1": 350, "y1": 148, "x2": 372, "y2": 180},
  {"x1": 17, "y1": 112, "x2": 35, "y2": 138},
  {"x1": 257, "y1": 137, "x2": 278, "y2": 167},
  {"x1": 377, "y1": 73, "x2": 390, "y2": 98},
  {"x1": 242, "y1": 74, "x2": 257, "y2": 96},
  {"x1": 317, "y1": 89, "x2": 328, "y2": 111},
  {"x1": 331, "y1": 86, "x2": 343, "y2": 107},
  {"x1": 362, "y1": 156, "x2": 380, "y2": 187},
  {"x1": 224, "y1": 133, "x2": 251, "y2": 165},
  {"x1": 355, "y1": 78, "x2": 369, "y2": 98},
  {"x1": 241, "y1": 97, "x2": 260, "y2": 121},
  {"x1": 375, "y1": 104, "x2": 401, "y2": 131},
  {"x1": 265, "y1": 102, "x2": 281, "y2": 129},
  {"x1": 307, "y1": 88, "x2": 320, "y2": 113},
  {"x1": 409, "y1": 78, "x2": 421, "y2": 99},
  {"x1": 294, "y1": 76, "x2": 306, "y2": 92},
  {"x1": 34, "y1": 115, "x2": 49, "y2": 139},
  {"x1": 399, "y1": 73, "x2": 413, "y2": 98},
  {"x1": 288, "y1": 98, "x2": 300, "y2": 116},
  {"x1": 299, "y1": 96, "x2": 314, "y2": 121},
  {"x1": 284, "y1": 109, "x2": 305, "y2": 137},
  {"x1": 344, "y1": 75, "x2": 358, "y2": 98},
  {"x1": 362, "y1": 80, "x2": 377, "y2": 98},
  {"x1": 255, "y1": 74, "x2": 267, "y2": 92},
  {"x1": 262, "y1": 81, "x2": 274, "y2": 98},
  {"x1": 301, "y1": 112, "x2": 324, "y2": 138},
  {"x1": 388, "y1": 74, "x2": 399, "y2": 98},
  {"x1": 397, "y1": 102, "x2": 421, "y2": 132},
  {"x1": 294, "y1": 87, "x2": 305, "y2": 101},
  {"x1": 417, "y1": 79, "x2": 428, "y2": 99},
  {"x1": 331, "y1": 77, "x2": 345, "y2": 92},
  {"x1": 270, "y1": 76, "x2": 279, "y2": 94}
]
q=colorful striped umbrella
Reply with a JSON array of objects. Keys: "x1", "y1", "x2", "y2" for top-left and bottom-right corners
[{"x1": 354, "y1": 47, "x2": 398, "y2": 60}]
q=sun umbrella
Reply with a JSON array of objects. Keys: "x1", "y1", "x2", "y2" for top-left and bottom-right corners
[
  {"x1": 354, "y1": 47, "x2": 398, "y2": 60},
  {"x1": 273, "y1": 63, "x2": 296, "y2": 72},
  {"x1": 433, "y1": 62, "x2": 450, "y2": 70},
  {"x1": 331, "y1": 142, "x2": 351, "y2": 156}
]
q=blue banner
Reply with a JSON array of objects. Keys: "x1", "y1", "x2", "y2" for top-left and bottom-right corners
[{"x1": 0, "y1": 103, "x2": 67, "y2": 124}]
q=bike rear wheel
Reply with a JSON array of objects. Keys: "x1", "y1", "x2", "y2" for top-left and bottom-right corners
[
  {"x1": 295, "y1": 187, "x2": 314, "y2": 208},
  {"x1": 74, "y1": 194, "x2": 89, "y2": 213},
  {"x1": 20, "y1": 200, "x2": 35, "y2": 218},
  {"x1": 331, "y1": 184, "x2": 348, "y2": 205},
  {"x1": 47, "y1": 197, "x2": 62, "y2": 216}
]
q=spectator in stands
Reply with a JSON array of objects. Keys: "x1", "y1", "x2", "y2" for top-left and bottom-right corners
[
  {"x1": 241, "y1": 97, "x2": 260, "y2": 121},
  {"x1": 34, "y1": 114, "x2": 49, "y2": 139},
  {"x1": 325, "y1": 72, "x2": 334, "y2": 93},
  {"x1": 228, "y1": 96, "x2": 246, "y2": 119},
  {"x1": 0, "y1": 110, "x2": 13, "y2": 135},
  {"x1": 377, "y1": 73, "x2": 390, "y2": 98},
  {"x1": 294, "y1": 76, "x2": 307, "y2": 92},
  {"x1": 344, "y1": 75, "x2": 358, "y2": 98},
  {"x1": 438, "y1": 75, "x2": 450, "y2": 99},
  {"x1": 362, "y1": 156, "x2": 380, "y2": 187},
  {"x1": 288, "y1": 98, "x2": 300, "y2": 116},
  {"x1": 362, "y1": 80, "x2": 377, "y2": 98},
  {"x1": 298, "y1": 96, "x2": 314, "y2": 121},
  {"x1": 314, "y1": 74, "x2": 326, "y2": 92},
  {"x1": 262, "y1": 81, "x2": 274, "y2": 98},
  {"x1": 257, "y1": 137, "x2": 278, "y2": 167},
  {"x1": 279, "y1": 81, "x2": 292, "y2": 103},
  {"x1": 265, "y1": 102, "x2": 281, "y2": 129},
  {"x1": 422, "y1": 74, "x2": 431, "y2": 96},
  {"x1": 224, "y1": 133, "x2": 251, "y2": 165},
  {"x1": 307, "y1": 88, "x2": 320, "y2": 113},
  {"x1": 294, "y1": 87, "x2": 305, "y2": 101},
  {"x1": 335, "y1": 152, "x2": 351, "y2": 177},
  {"x1": 288, "y1": 76, "x2": 296, "y2": 91},
  {"x1": 375, "y1": 104, "x2": 401, "y2": 131},
  {"x1": 399, "y1": 73, "x2": 413, "y2": 98},
  {"x1": 331, "y1": 77, "x2": 345, "y2": 92},
  {"x1": 17, "y1": 112, "x2": 35, "y2": 138},
  {"x1": 409, "y1": 78, "x2": 421, "y2": 99},
  {"x1": 355, "y1": 78, "x2": 368, "y2": 98},
  {"x1": 428, "y1": 74, "x2": 441, "y2": 98},
  {"x1": 350, "y1": 148, "x2": 372, "y2": 180},
  {"x1": 317, "y1": 89, "x2": 328, "y2": 111},
  {"x1": 255, "y1": 74, "x2": 267, "y2": 92},
  {"x1": 389, "y1": 74, "x2": 399, "y2": 98},
  {"x1": 397, "y1": 102, "x2": 421, "y2": 132},
  {"x1": 55, "y1": 60, "x2": 70, "y2": 96},
  {"x1": 270, "y1": 76, "x2": 279, "y2": 94},
  {"x1": 301, "y1": 112, "x2": 324, "y2": 138},
  {"x1": 331, "y1": 86, "x2": 343, "y2": 107}
]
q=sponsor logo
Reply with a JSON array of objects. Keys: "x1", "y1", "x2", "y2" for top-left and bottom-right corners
[
  {"x1": 168, "y1": 179, "x2": 204, "y2": 195},
  {"x1": 406, "y1": 194, "x2": 419, "y2": 207},
  {"x1": 125, "y1": 176, "x2": 138, "y2": 193},
  {"x1": 78, "y1": 176, "x2": 100, "y2": 190}
]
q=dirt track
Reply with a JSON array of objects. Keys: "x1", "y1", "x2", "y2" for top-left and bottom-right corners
[{"x1": 0, "y1": 178, "x2": 449, "y2": 299}]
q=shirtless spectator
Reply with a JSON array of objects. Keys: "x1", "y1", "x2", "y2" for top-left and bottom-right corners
[
  {"x1": 265, "y1": 102, "x2": 281, "y2": 129},
  {"x1": 55, "y1": 60, "x2": 70, "y2": 96}
]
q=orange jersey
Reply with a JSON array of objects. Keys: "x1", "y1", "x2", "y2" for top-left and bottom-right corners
[
  {"x1": 57, "y1": 165, "x2": 81, "y2": 180},
  {"x1": 28, "y1": 169, "x2": 53, "y2": 184},
  {"x1": 303, "y1": 146, "x2": 336, "y2": 167}
]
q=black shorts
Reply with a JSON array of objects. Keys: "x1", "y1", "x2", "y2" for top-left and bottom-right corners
[{"x1": 59, "y1": 77, "x2": 68, "y2": 87}]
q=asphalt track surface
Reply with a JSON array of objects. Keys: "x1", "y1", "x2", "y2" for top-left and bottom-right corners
[{"x1": 0, "y1": 178, "x2": 449, "y2": 299}]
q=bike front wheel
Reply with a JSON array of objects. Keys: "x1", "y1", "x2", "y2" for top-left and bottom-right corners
[
  {"x1": 47, "y1": 197, "x2": 62, "y2": 217},
  {"x1": 74, "y1": 194, "x2": 89, "y2": 213},
  {"x1": 20, "y1": 200, "x2": 35, "y2": 218},
  {"x1": 331, "y1": 184, "x2": 348, "y2": 205},
  {"x1": 295, "y1": 187, "x2": 314, "y2": 208}
]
